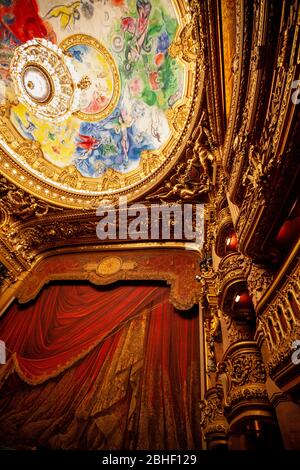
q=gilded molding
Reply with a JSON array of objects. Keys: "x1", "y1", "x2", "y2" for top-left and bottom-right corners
[
  {"x1": 231, "y1": 1, "x2": 300, "y2": 259},
  {"x1": 201, "y1": 0, "x2": 225, "y2": 146},
  {"x1": 222, "y1": 0, "x2": 252, "y2": 171},
  {"x1": 0, "y1": 175, "x2": 62, "y2": 221},
  {"x1": 221, "y1": 310, "x2": 253, "y2": 345},
  {"x1": 214, "y1": 206, "x2": 234, "y2": 258},
  {"x1": 226, "y1": 0, "x2": 271, "y2": 205},
  {"x1": 246, "y1": 263, "x2": 274, "y2": 309},
  {"x1": 256, "y1": 256, "x2": 300, "y2": 382},
  {"x1": 217, "y1": 252, "x2": 250, "y2": 306},
  {"x1": 6, "y1": 247, "x2": 203, "y2": 312},
  {"x1": 146, "y1": 111, "x2": 214, "y2": 202}
]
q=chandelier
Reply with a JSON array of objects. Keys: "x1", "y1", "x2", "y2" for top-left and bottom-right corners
[{"x1": 10, "y1": 38, "x2": 85, "y2": 122}]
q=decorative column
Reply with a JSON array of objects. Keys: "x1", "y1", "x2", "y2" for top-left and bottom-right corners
[
  {"x1": 217, "y1": 341, "x2": 278, "y2": 449},
  {"x1": 200, "y1": 387, "x2": 228, "y2": 449}
]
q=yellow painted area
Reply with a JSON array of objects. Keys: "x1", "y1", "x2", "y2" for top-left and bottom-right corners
[
  {"x1": 11, "y1": 102, "x2": 78, "y2": 167},
  {"x1": 10, "y1": 44, "x2": 116, "y2": 168},
  {"x1": 72, "y1": 46, "x2": 115, "y2": 116}
]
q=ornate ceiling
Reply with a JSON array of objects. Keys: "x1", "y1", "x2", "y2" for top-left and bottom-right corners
[
  {"x1": 0, "y1": 0, "x2": 204, "y2": 209},
  {"x1": 0, "y1": 0, "x2": 298, "y2": 325}
]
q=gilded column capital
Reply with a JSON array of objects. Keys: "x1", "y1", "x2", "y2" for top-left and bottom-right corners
[{"x1": 217, "y1": 341, "x2": 272, "y2": 425}]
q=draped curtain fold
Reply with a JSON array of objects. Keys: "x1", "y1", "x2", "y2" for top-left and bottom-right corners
[{"x1": 0, "y1": 283, "x2": 201, "y2": 450}]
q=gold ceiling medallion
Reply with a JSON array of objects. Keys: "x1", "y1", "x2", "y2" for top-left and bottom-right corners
[
  {"x1": 10, "y1": 38, "x2": 80, "y2": 122},
  {"x1": 95, "y1": 256, "x2": 123, "y2": 276},
  {"x1": 60, "y1": 34, "x2": 121, "y2": 122},
  {"x1": 84, "y1": 256, "x2": 138, "y2": 278}
]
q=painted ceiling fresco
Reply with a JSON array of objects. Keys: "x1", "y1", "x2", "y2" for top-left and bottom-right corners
[
  {"x1": 1, "y1": 0, "x2": 183, "y2": 176},
  {"x1": 0, "y1": 0, "x2": 202, "y2": 208}
]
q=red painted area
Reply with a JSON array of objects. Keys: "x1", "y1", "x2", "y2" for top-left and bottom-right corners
[
  {"x1": 149, "y1": 71, "x2": 160, "y2": 90},
  {"x1": 112, "y1": 0, "x2": 125, "y2": 6},
  {"x1": 0, "y1": 0, "x2": 56, "y2": 43}
]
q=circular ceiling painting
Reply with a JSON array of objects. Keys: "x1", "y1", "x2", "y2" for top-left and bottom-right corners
[{"x1": 0, "y1": 0, "x2": 203, "y2": 208}]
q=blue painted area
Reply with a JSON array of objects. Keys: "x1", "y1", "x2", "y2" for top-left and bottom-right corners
[{"x1": 74, "y1": 101, "x2": 154, "y2": 177}]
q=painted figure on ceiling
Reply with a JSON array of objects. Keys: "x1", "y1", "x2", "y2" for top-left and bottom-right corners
[
  {"x1": 44, "y1": 1, "x2": 81, "y2": 30},
  {"x1": 14, "y1": 112, "x2": 36, "y2": 140},
  {"x1": 3, "y1": 0, "x2": 183, "y2": 180},
  {"x1": 0, "y1": 0, "x2": 56, "y2": 43},
  {"x1": 123, "y1": 0, "x2": 152, "y2": 74},
  {"x1": 76, "y1": 134, "x2": 102, "y2": 159}
]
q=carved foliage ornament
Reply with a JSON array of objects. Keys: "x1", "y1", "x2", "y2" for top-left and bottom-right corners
[
  {"x1": 217, "y1": 343, "x2": 268, "y2": 410},
  {"x1": 147, "y1": 112, "x2": 214, "y2": 202},
  {"x1": 200, "y1": 388, "x2": 228, "y2": 436},
  {"x1": 0, "y1": 176, "x2": 61, "y2": 222}
]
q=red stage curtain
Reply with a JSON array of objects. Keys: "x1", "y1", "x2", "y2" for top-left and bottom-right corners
[{"x1": 0, "y1": 283, "x2": 201, "y2": 450}]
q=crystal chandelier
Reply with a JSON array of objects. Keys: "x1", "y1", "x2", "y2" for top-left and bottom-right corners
[{"x1": 10, "y1": 38, "x2": 83, "y2": 122}]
